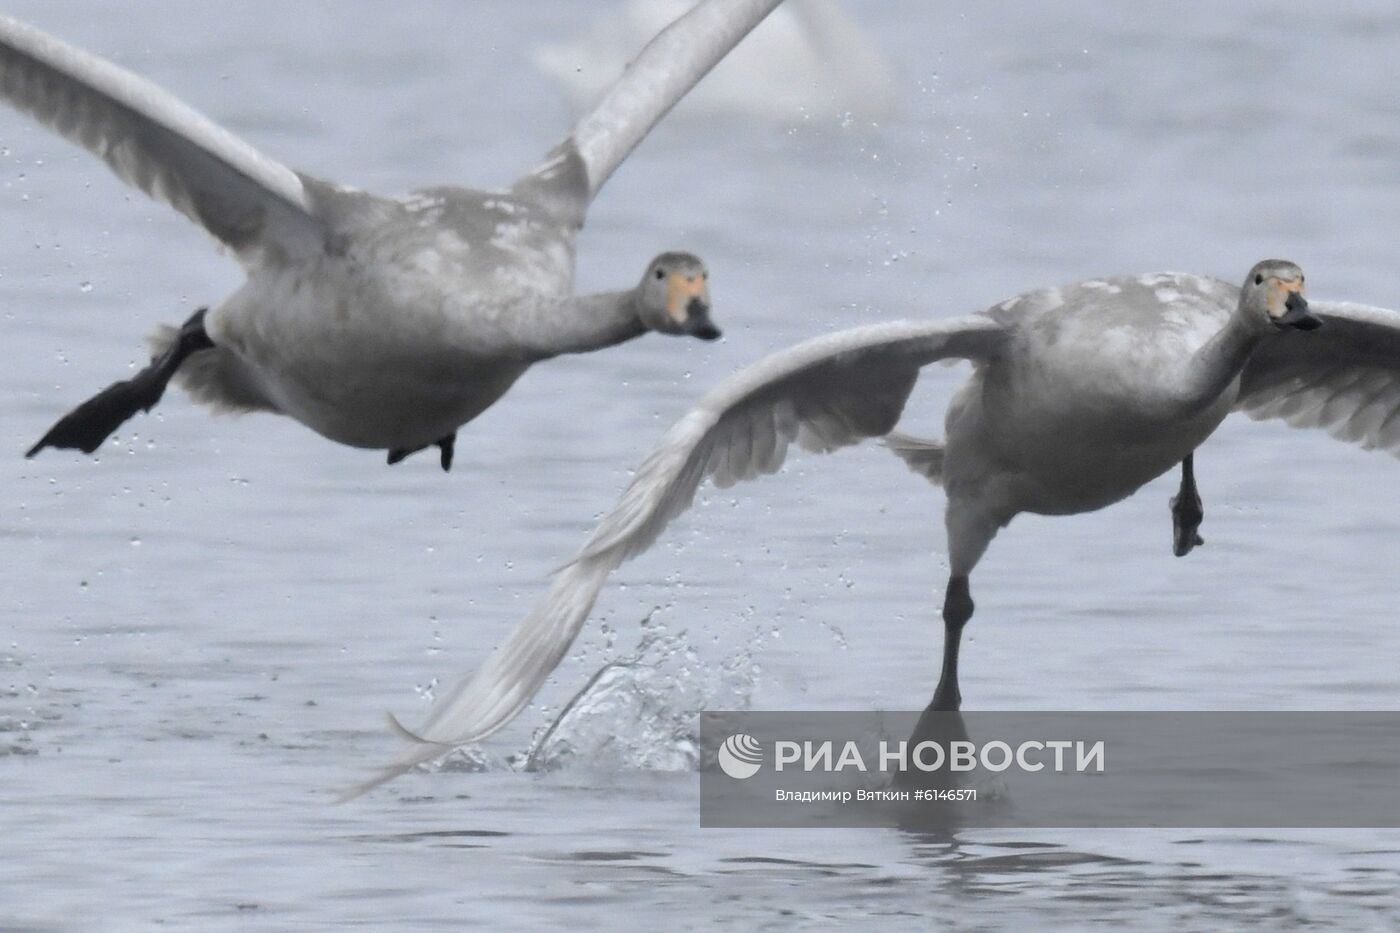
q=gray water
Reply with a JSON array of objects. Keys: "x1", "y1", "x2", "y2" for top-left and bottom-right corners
[{"x1": 3, "y1": 1, "x2": 1400, "y2": 929}]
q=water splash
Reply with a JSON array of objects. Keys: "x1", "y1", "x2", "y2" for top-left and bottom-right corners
[{"x1": 522, "y1": 612, "x2": 767, "y2": 773}]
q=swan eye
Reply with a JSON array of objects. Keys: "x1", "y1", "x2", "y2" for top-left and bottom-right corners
[
  {"x1": 1254, "y1": 274, "x2": 1264, "y2": 285},
  {"x1": 655, "y1": 269, "x2": 666, "y2": 280},
  {"x1": 702, "y1": 271, "x2": 709, "y2": 280}
]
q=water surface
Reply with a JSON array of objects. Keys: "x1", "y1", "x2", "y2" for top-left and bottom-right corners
[{"x1": 3, "y1": 2, "x2": 1399, "y2": 929}]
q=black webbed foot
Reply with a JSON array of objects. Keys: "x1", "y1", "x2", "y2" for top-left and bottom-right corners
[
  {"x1": 1171, "y1": 496, "x2": 1205, "y2": 557},
  {"x1": 1170, "y1": 453, "x2": 1205, "y2": 557},
  {"x1": 26, "y1": 308, "x2": 212, "y2": 458}
]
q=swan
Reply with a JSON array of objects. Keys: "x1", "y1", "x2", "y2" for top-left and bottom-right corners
[
  {"x1": 3, "y1": 1, "x2": 784, "y2": 468},
  {"x1": 533, "y1": 0, "x2": 899, "y2": 123},
  {"x1": 347, "y1": 258, "x2": 1400, "y2": 795}
]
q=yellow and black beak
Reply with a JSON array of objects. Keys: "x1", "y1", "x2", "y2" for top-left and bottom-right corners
[
  {"x1": 1275, "y1": 283, "x2": 1322, "y2": 331},
  {"x1": 666, "y1": 273, "x2": 720, "y2": 341}
]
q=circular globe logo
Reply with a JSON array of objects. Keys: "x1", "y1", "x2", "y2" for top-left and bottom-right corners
[{"x1": 717, "y1": 733, "x2": 763, "y2": 779}]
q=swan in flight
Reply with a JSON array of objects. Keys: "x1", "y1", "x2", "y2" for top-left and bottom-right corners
[
  {"x1": 534, "y1": 0, "x2": 899, "y2": 124},
  {"x1": 348, "y1": 258, "x2": 1400, "y2": 795},
  {"x1": 3, "y1": 1, "x2": 784, "y2": 468}
]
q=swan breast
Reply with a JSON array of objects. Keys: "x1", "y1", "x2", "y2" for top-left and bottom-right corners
[{"x1": 956, "y1": 274, "x2": 1244, "y2": 512}]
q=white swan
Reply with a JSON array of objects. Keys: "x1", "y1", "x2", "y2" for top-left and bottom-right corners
[
  {"x1": 534, "y1": 0, "x2": 899, "y2": 123},
  {"x1": 349, "y1": 258, "x2": 1400, "y2": 794},
  {"x1": 2, "y1": 1, "x2": 783, "y2": 468}
]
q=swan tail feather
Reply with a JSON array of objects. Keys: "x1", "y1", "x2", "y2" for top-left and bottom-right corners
[
  {"x1": 148, "y1": 323, "x2": 280, "y2": 415},
  {"x1": 884, "y1": 432, "x2": 946, "y2": 485}
]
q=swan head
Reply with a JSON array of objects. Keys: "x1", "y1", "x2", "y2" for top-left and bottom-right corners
[
  {"x1": 1241, "y1": 259, "x2": 1321, "y2": 332},
  {"x1": 637, "y1": 252, "x2": 720, "y2": 341}
]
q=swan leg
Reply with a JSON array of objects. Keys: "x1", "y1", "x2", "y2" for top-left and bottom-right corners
[
  {"x1": 387, "y1": 433, "x2": 457, "y2": 472},
  {"x1": 929, "y1": 575, "x2": 974, "y2": 711},
  {"x1": 26, "y1": 308, "x2": 213, "y2": 458},
  {"x1": 926, "y1": 499, "x2": 1001, "y2": 713},
  {"x1": 1170, "y1": 453, "x2": 1205, "y2": 557}
]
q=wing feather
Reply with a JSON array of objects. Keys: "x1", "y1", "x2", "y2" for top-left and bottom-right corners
[
  {"x1": 1237, "y1": 301, "x2": 1400, "y2": 455},
  {"x1": 0, "y1": 15, "x2": 322, "y2": 261},
  {"x1": 518, "y1": 0, "x2": 784, "y2": 206},
  {"x1": 343, "y1": 316, "x2": 1004, "y2": 796}
]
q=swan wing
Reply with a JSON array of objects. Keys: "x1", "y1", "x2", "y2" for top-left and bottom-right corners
[
  {"x1": 343, "y1": 316, "x2": 1004, "y2": 797},
  {"x1": 518, "y1": 0, "x2": 784, "y2": 207},
  {"x1": 0, "y1": 15, "x2": 321, "y2": 262},
  {"x1": 1237, "y1": 301, "x2": 1400, "y2": 454}
]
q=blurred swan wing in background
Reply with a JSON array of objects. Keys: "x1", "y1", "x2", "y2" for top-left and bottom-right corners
[
  {"x1": 521, "y1": 0, "x2": 787, "y2": 207},
  {"x1": 533, "y1": 0, "x2": 899, "y2": 125}
]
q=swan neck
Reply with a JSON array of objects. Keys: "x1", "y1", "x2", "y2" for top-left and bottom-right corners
[
  {"x1": 544, "y1": 289, "x2": 646, "y2": 357},
  {"x1": 1185, "y1": 303, "x2": 1266, "y2": 404}
]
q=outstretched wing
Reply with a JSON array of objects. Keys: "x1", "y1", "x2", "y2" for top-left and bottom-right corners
[
  {"x1": 517, "y1": 0, "x2": 784, "y2": 211},
  {"x1": 343, "y1": 316, "x2": 1004, "y2": 797},
  {"x1": 0, "y1": 15, "x2": 322, "y2": 262},
  {"x1": 1236, "y1": 301, "x2": 1400, "y2": 454}
]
